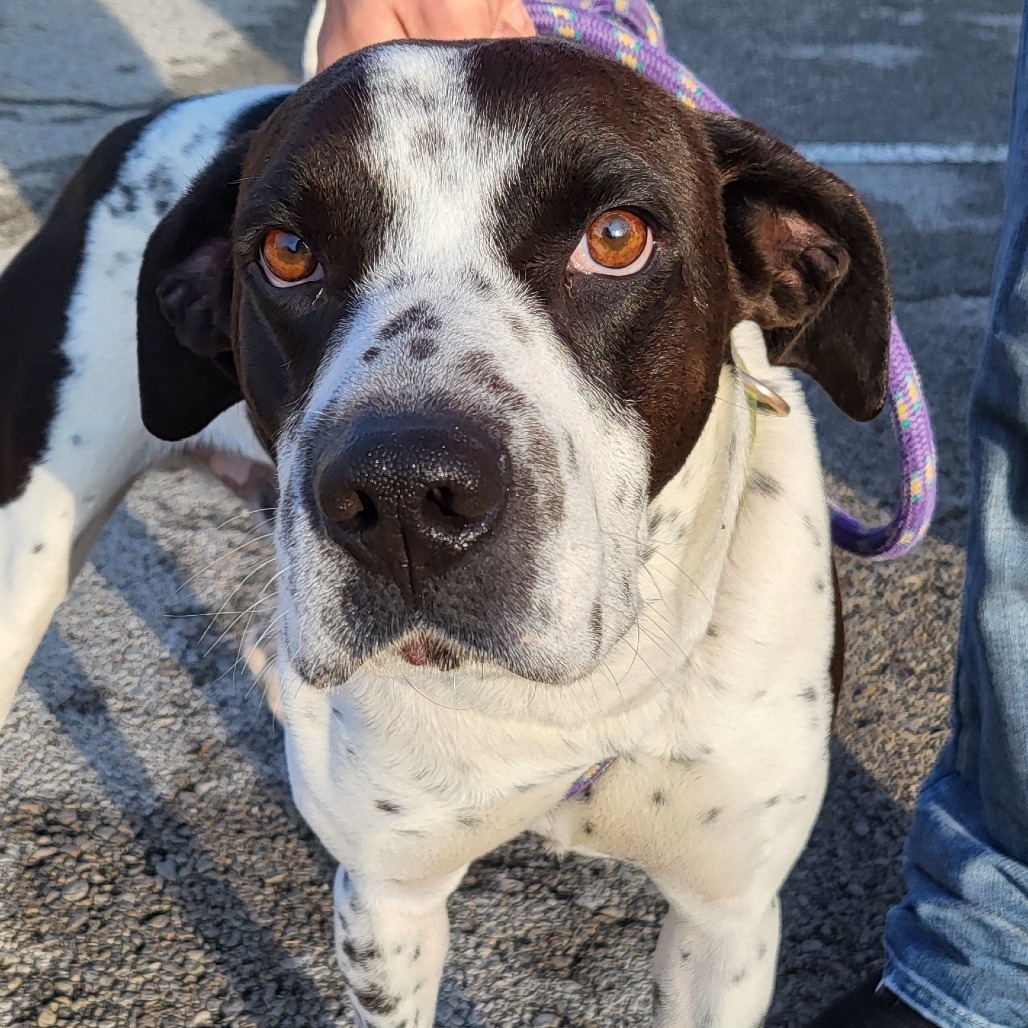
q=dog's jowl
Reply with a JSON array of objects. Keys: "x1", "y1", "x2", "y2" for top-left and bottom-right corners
[{"x1": 0, "y1": 38, "x2": 891, "y2": 1028}]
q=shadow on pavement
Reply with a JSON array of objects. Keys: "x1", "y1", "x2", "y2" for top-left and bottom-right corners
[{"x1": 24, "y1": 636, "x2": 339, "y2": 1027}]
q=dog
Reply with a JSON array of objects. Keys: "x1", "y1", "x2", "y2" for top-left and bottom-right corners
[{"x1": 0, "y1": 37, "x2": 890, "y2": 1027}]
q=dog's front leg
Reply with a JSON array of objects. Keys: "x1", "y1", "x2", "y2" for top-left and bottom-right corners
[
  {"x1": 650, "y1": 893, "x2": 779, "y2": 1028},
  {"x1": 334, "y1": 864, "x2": 467, "y2": 1028}
]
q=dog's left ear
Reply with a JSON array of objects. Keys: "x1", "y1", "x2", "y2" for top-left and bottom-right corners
[
  {"x1": 704, "y1": 115, "x2": 891, "y2": 421},
  {"x1": 137, "y1": 138, "x2": 248, "y2": 442}
]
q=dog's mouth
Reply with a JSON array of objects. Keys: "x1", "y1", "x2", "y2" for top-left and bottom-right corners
[{"x1": 397, "y1": 631, "x2": 464, "y2": 671}]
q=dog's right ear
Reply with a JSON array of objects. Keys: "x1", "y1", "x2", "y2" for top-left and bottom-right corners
[{"x1": 137, "y1": 138, "x2": 248, "y2": 442}]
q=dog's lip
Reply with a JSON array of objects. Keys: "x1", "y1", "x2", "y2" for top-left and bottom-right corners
[
  {"x1": 400, "y1": 636, "x2": 431, "y2": 666},
  {"x1": 397, "y1": 631, "x2": 463, "y2": 671}
]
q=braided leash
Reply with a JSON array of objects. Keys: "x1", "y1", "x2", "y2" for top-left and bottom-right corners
[{"x1": 527, "y1": 0, "x2": 937, "y2": 561}]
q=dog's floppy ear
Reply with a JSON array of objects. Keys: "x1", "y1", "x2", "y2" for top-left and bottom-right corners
[
  {"x1": 704, "y1": 115, "x2": 891, "y2": 421},
  {"x1": 137, "y1": 138, "x2": 248, "y2": 442}
]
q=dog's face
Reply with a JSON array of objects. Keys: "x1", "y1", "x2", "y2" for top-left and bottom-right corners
[{"x1": 138, "y1": 39, "x2": 890, "y2": 686}]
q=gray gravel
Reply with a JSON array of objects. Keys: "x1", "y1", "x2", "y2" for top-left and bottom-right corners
[{"x1": 0, "y1": 0, "x2": 1019, "y2": 1025}]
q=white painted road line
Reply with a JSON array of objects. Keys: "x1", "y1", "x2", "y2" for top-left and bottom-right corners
[{"x1": 797, "y1": 142, "x2": 1008, "y2": 165}]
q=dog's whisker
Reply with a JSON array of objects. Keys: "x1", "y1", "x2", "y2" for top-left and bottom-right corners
[
  {"x1": 166, "y1": 530, "x2": 276, "y2": 600},
  {"x1": 197, "y1": 555, "x2": 279, "y2": 653},
  {"x1": 212, "y1": 506, "x2": 278, "y2": 532},
  {"x1": 642, "y1": 553, "x2": 715, "y2": 613}
]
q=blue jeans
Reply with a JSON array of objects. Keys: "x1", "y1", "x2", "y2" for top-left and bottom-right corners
[{"x1": 882, "y1": 10, "x2": 1028, "y2": 1027}]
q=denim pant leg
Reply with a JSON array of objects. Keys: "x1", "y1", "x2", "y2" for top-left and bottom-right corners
[{"x1": 882, "y1": 10, "x2": 1028, "y2": 1028}]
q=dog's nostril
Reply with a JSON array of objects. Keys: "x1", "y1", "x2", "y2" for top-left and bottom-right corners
[
  {"x1": 323, "y1": 487, "x2": 378, "y2": 533},
  {"x1": 424, "y1": 485, "x2": 462, "y2": 524},
  {"x1": 422, "y1": 484, "x2": 491, "y2": 531}
]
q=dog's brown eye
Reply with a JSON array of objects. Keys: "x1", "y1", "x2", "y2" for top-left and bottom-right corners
[
  {"x1": 570, "y1": 210, "x2": 654, "y2": 277},
  {"x1": 260, "y1": 229, "x2": 321, "y2": 286},
  {"x1": 587, "y1": 211, "x2": 648, "y2": 268}
]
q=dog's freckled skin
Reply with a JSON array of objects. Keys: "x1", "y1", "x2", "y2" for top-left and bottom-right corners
[{"x1": 0, "y1": 29, "x2": 893, "y2": 1028}]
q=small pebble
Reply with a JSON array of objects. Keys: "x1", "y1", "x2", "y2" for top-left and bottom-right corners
[{"x1": 61, "y1": 880, "x2": 89, "y2": 902}]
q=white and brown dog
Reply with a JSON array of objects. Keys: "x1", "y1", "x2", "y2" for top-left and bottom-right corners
[{"x1": 0, "y1": 38, "x2": 890, "y2": 1028}]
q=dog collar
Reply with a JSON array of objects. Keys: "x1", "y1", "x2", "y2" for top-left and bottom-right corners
[
  {"x1": 565, "y1": 757, "x2": 616, "y2": 798},
  {"x1": 527, "y1": 0, "x2": 937, "y2": 561}
]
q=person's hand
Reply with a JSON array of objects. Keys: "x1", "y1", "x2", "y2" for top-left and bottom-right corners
[{"x1": 316, "y1": 0, "x2": 536, "y2": 72}]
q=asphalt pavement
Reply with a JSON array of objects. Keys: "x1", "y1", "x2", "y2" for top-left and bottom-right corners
[{"x1": 0, "y1": 1, "x2": 1021, "y2": 1025}]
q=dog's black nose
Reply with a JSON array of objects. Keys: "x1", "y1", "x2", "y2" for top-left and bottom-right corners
[{"x1": 313, "y1": 415, "x2": 510, "y2": 602}]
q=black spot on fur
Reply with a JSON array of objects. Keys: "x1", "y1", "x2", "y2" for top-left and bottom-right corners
[
  {"x1": 705, "y1": 624, "x2": 719, "y2": 638},
  {"x1": 411, "y1": 944, "x2": 421, "y2": 962},
  {"x1": 412, "y1": 125, "x2": 447, "y2": 161},
  {"x1": 508, "y1": 311, "x2": 531, "y2": 342},
  {"x1": 582, "y1": 820, "x2": 594, "y2": 836},
  {"x1": 750, "y1": 470, "x2": 783, "y2": 497},
  {"x1": 375, "y1": 799, "x2": 401, "y2": 815},
  {"x1": 379, "y1": 302, "x2": 440, "y2": 341},
  {"x1": 799, "y1": 686, "x2": 818, "y2": 703},
  {"x1": 652, "y1": 789, "x2": 667, "y2": 807},
  {"x1": 71, "y1": 434, "x2": 83, "y2": 446},
  {"x1": 815, "y1": 578, "x2": 827, "y2": 593},
  {"x1": 669, "y1": 752, "x2": 696, "y2": 769},
  {"x1": 409, "y1": 337, "x2": 438, "y2": 361},
  {"x1": 802, "y1": 512, "x2": 821, "y2": 546},
  {"x1": 757, "y1": 942, "x2": 768, "y2": 960},
  {"x1": 701, "y1": 807, "x2": 721, "y2": 824},
  {"x1": 362, "y1": 346, "x2": 381, "y2": 362},
  {"x1": 732, "y1": 967, "x2": 749, "y2": 984},
  {"x1": 589, "y1": 602, "x2": 603, "y2": 647},
  {"x1": 352, "y1": 982, "x2": 398, "y2": 1016},
  {"x1": 467, "y1": 270, "x2": 492, "y2": 297},
  {"x1": 681, "y1": 949, "x2": 691, "y2": 963},
  {"x1": 32, "y1": 543, "x2": 44, "y2": 554},
  {"x1": 342, "y1": 939, "x2": 380, "y2": 965},
  {"x1": 564, "y1": 431, "x2": 578, "y2": 475},
  {"x1": 458, "y1": 813, "x2": 482, "y2": 829},
  {"x1": 114, "y1": 181, "x2": 139, "y2": 215},
  {"x1": 764, "y1": 795, "x2": 781, "y2": 807}
]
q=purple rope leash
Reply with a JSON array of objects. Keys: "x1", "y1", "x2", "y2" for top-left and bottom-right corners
[{"x1": 527, "y1": 0, "x2": 937, "y2": 562}]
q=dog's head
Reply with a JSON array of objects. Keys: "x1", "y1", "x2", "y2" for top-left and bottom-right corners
[{"x1": 138, "y1": 39, "x2": 890, "y2": 686}]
